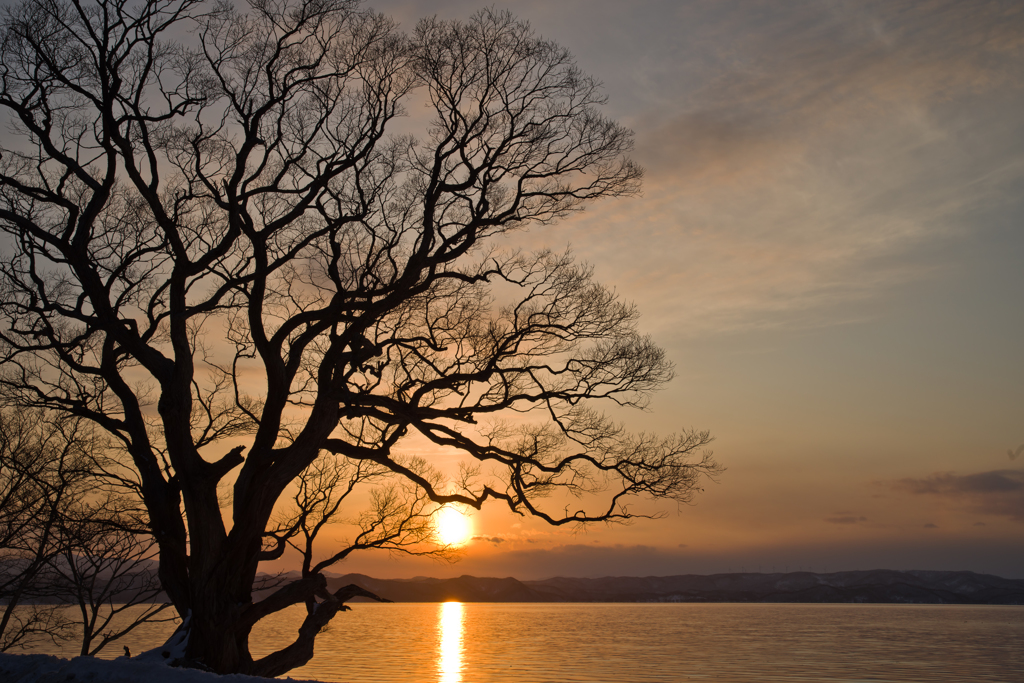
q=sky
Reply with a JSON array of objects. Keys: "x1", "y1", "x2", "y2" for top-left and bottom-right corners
[{"x1": 298, "y1": 0, "x2": 1024, "y2": 580}]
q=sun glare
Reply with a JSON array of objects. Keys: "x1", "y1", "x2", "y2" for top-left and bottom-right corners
[{"x1": 435, "y1": 507, "x2": 473, "y2": 546}]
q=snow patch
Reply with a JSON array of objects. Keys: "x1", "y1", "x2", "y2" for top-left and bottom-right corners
[
  {"x1": 0, "y1": 652, "x2": 323, "y2": 683},
  {"x1": 136, "y1": 610, "x2": 190, "y2": 665}
]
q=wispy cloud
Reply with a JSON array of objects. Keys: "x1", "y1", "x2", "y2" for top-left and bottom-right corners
[
  {"x1": 826, "y1": 515, "x2": 868, "y2": 525},
  {"x1": 893, "y1": 469, "x2": 1024, "y2": 522},
  {"x1": 539, "y1": 0, "x2": 1024, "y2": 336},
  {"x1": 472, "y1": 535, "x2": 506, "y2": 545},
  {"x1": 896, "y1": 470, "x2": 1024, "y2": 495},
  {"x1": 374, "y1": 1, "x2": 1024, "y2": 336}
]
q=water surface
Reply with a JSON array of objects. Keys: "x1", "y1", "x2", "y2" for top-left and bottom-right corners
[{"x1": 23, "y1": 602, "x2": 1024, "y2": 682}]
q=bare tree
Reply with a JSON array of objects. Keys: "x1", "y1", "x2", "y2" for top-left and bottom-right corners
[
  {"x1": 268, "y1": 453, "x2": 451, "y2": 578},
  {"x1": 254, "y1": 453, "x2": 449, "y2": 674},
  {"x1": 0, "y1": 408, "x2": 174, "y2": 654},
  {"x1": 54, "y1": 491, "x2": 176, "y2": 657},
  {"x1": 0, "y1": 0, "x2": 718, "y2": 675},
  {"x1": 0, "y1": 409, "x2": 85, "y2": 651}
]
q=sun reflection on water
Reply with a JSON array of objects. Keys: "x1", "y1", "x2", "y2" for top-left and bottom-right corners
[{"x1": 437, "y1": 601, "x2": 464, "y2": 683}]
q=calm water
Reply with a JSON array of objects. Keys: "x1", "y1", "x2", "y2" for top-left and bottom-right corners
[{"x1": 20, "y1": 602, "x2": 1024, "y2": 682}]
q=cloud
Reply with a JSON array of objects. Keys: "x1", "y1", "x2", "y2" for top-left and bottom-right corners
[
  {"x1": 472, "y1": 535, "x2": 505, "y2": 545},
  {"x1": 893, "y1": 468, "x2": 1024, "y2": 521},
  {"x1": 638, "y1": 0, "x2": 1024, "y2": 141},
  {"x1": 826, "y1": 515, "x2": 868, "y2": 525},
  {"x1": 896, "y1": 470, "x2": 1024, "y2": 495},
  {"x1": 549, "y1": 0, "x2": 1024, "y2": 336},
  {"x1": 373, "y1": 1, "x2": 1024, "y2": 337}
]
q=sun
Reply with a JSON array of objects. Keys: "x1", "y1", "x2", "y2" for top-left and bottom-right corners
[{"x1": 435, "y1": 507, "x2": 473, "y2": 546}]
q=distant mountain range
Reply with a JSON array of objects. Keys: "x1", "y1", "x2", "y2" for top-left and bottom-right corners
[{"x1": 324, "y1": 570, "x2": 1024, "y2": 605}]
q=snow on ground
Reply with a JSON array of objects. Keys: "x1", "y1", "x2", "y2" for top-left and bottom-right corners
[{"x1": 0, "y1": 652, "x2": 322, "y2": 683}]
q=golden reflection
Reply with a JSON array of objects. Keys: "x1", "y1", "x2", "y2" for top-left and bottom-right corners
[{"x1": 437, "y1": 601, "x2": 464, "y2": 683}]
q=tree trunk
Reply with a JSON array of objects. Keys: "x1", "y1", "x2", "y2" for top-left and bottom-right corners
[
  {"x1": 168, "y1": 554, "x2": 388, "y2": 677},
  {"x1": 179, "y1": 557, "x2": 258, "y2": 674}
]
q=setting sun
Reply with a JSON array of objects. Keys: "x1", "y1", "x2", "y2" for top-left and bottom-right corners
[{"x1": 435, "y1": 507, "x2": 473, "y2": 547}]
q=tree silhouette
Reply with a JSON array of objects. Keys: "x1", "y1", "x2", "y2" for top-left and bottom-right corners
[
  {"x1": 0, "y1": 409, "x2": 85, "y2": 651},
  {"x1": 0, "y1": 408, "x2": 172, "y2": 655},
  {"x1": 54, "y1": 487, "x2": 176, "y2": 657},
  {"x1": 0, "y1": 0, "x2": 718, "y2": 675}
]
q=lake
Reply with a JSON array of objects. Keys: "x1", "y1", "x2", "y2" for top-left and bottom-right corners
[{"x1": 19, "y1": 602, "x2": 1024, "y2": 682}]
